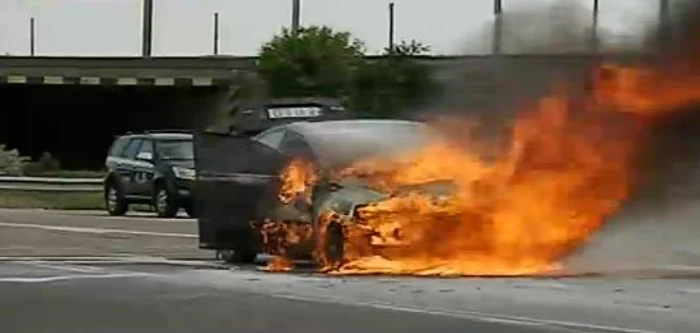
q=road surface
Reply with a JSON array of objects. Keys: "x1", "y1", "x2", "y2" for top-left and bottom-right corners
[
  {"x1": 0, "y1": 208, "x2": 205, "y2": 259},
  {"x1": 0, "y1": 208, "x2": 698, "y2": 332}
]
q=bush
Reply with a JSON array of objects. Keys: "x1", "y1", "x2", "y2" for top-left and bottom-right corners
[
  {"x1": 0, "y1": 144, "x2": 30, "y2": 176},
  {"x1": 22, "y1": 152, "x2": 61, "y2": 175}
]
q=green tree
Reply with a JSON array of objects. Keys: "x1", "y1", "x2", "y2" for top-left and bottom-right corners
[
  {"x1": 352, "y1": 40, "x2": 437, "y2": 116},
  {"x1": 257, "y1": 26, "x2": 366, "y2": 98}
]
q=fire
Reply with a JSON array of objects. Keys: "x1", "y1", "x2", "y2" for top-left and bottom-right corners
[
  {"x1": 261, "y1": 256, "x2": 296, "y2": 272},
  {"x1": 330, "y1": 94, "x2": 638, "y2": 276},
  {"x1": 263, "y1": 54, "x2": 700, "y2": 276},
  {"x1": 278, "y1": 158, "x2": 317, "y2": 205},
  {"x1": 259, "y1": 219, "x2": 314, "y2": 272}
]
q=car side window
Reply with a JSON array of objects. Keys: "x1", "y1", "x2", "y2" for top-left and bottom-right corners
[
  {"x1": 122, "y1": 139, "x2": 143, "y2": 160},
  {"x1": 279, "y1": 131, "x2": 313, "y2": 159},
  {"x1": 108, "y1": 137, "x2": 130, "y2": 157},
  {"x1": 138, "y1": 140, "x2": 153, "y2": 154},
  {"x1": 254, "y1": 129, "x2": 286, "y2": 149}
]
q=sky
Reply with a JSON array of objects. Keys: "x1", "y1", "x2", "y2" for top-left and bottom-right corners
[{"x1": 0, "y1": 0, "x2": 663, "y2": 57}]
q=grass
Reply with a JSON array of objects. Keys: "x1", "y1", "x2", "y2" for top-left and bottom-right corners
[
  {"x1": 22, "y1": 170, "x2": 106, "y2": 179},
  {"x1": 0, "y1": 169, "x2": 108, "y2": 210},
  {"x1": 0, "y1": 191, "x2": 105, "y2": 210}
]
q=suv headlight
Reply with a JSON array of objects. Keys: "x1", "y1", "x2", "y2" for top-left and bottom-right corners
[{"x1": 172, "y1": 166, "x2": 196, "y2": 180}]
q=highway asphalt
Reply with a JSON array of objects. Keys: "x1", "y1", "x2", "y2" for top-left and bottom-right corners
[
  {"x1": 0, "y1": 261, "x2": 578, "y2": 333},
  {"x1": 0, "y1": 208, "x2": 206, "y2": 258},
  {"x1": 0, "y1": 208, "x2": 699, "y2": 333}
]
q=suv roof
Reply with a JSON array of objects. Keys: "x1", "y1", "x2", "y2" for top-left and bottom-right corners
[{"x1": 116, "y1": 130, "x2": 193, "y2": 141}]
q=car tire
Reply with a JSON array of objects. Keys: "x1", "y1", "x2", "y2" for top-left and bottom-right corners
[
  {"x1": 153, "y1": 186, "x2": 178, "y2": 218},
  {"x1": 321, "y1": 221, "x2": 345, "y2": 269},
  {"x1": 219, "y1": 248, "x2": 258, "y2": 265},
  {"x1": 105, "y1": 182, "x2": 128, "y2": 216}
]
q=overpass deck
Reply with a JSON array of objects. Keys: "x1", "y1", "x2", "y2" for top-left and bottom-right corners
[
  {"x1": 0, "y1": 53, "x2": 646, "y2": 87},
  {"x1": 0, "y1": 56, "x2": 256, "y2": 87}
]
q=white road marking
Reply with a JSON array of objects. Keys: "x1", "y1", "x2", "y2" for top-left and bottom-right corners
[
  {"x1": 0, "y1": 209, "x2": 193, "y2": 222},
  {"x1": 0, "y1": 256, "x2": 147, "y2": 261},
  {"x1": 0, "y1": 257, "x2": 225, "y2": 270},
  {"x1": 20, "y1": 261, "x2": 106, "y2": 273},
  {"x1": 0, "y1": 221, "x2": 197, "y2": 238},
  {"x1": 102, "y1": 216, "x2": 193, "y2": 222},
  {"x1": 272, "y1": 294, "x2": 662, "y2": 333},
  {"x1": 0, "y1": 273, "x2": 150, "y2": 283}
]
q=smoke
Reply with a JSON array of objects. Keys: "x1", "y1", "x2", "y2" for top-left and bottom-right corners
[
  {"x1": 566, "y1": 2, "x2": 700, "y2": 274},
  {"x1": 410, "y1": 1, "x2": 634, "y2": 128},
  {"x1": 629, "y1": 1, "x2": 700, "y2": 207},
  {"x1": 416, "y1": 1, "x2": 700, "y2": 206},
  {"x1": 404, "y1": 2, "x2": 700, "y2": 273}
]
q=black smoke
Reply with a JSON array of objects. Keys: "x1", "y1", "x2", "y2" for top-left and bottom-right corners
[{"x1": 628, "y1": 1, "x2": 700, "y2": 208}]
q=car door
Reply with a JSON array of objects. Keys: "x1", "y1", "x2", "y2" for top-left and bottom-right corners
[
  {"x1": 193, "y1": 129, "x2": 291, "y2": 249},
  {"x1": 131, "y1": 139, "x2": 156, "y2": 198},
  {"x1": 277, "y1": 130, "x2": 326, "y2": 231},
  {"x1": 118, "y1": 138, "x2": 143, "y2": 196}
]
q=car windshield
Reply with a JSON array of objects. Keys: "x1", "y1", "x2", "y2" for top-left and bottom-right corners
[
  {"x1": 157, "y1": 140, "x2": 193, "y2": 160},
  {"x1": 307, "y1": 121, "x2": 434, "y2": 169}
]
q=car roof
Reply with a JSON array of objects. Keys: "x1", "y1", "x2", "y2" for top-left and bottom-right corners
[
  {"x1": 282, "y1": 119, "x2": 424, "y2": 137},
  {"x1": 119, "y1": 133, "x2": 193, "y2": 140},
  {"x1": 261, "y1": 119, "x2": 428, "y2": 169}
]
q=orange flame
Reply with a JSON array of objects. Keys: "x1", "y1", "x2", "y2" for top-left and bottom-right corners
[
  {"x1": 264, "y1": 56, "x2": 700, "y2": 277},
  {"x1": 261, "y1": 256, "x2": 296, "y2": 272},
  {"x1": 259, "y1": 219, "x2": 314, "y2": 272},
  {"x1": 278, "y1": 158, "x2": 318, "y2": 205}
]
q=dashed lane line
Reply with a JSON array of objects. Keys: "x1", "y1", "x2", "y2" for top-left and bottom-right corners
[
  {"x1": 0, "y1": 221, "x2": 197, "y2": 238},
  {"x1": 0, "y1": 273, "x2": 152, "y2": 283},
  {"x1": 20, "y1": 261, "x2": 107, "y2": 273}
]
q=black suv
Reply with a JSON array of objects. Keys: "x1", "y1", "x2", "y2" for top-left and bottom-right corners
[{"x1": 103, "y1": 130, "x2": 196, "y2": 218}]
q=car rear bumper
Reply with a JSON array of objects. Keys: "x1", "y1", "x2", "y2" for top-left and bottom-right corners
[{"x1": 171, "y1": 179, "x2": 193, "y2": 205}]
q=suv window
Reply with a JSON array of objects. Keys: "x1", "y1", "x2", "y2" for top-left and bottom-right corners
[
  {"x1": 122, "y1": 139, "x2": 143, "y2": 159},
  {"x1": 108, "y1": 137, "x2": 130, "y2": 157},
  {"x1": 138, "y1": 140, "x2": 153, "y2": 154},
  {"x1": 156, "y1": 140, "x2": 193, "y2": 160},
  {"x1": 254, "y1": 128, "x2": 286, "y2": 149}
]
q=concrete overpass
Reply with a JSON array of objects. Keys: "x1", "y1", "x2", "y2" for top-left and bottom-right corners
[
  {"x1": 0, "y1": 56, "x2": 258, "y2": 169},
  {"x1": 0, "y1": 53, "x2": 646, "y2": 169},
  {"x1": 0, "y1": 55, "x2": 256, "y2": 86}
]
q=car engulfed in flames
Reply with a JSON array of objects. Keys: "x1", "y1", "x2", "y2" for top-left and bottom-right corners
[
  {"x1": 197, "y1": 13, "x2": 700, "y2": 276},
  {"x1": 260, "y1": 56, "x2": 700, "y2": 277},
  {"x1": 265, "y1": 107, "x2": 636, "y2": 277}
]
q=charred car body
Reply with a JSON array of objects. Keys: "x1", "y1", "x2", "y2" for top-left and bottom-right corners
[{"x1": 194, "y1": 99, "x2": 447, "y2": 264}]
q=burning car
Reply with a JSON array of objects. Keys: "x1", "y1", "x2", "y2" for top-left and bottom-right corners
[{"x1": 193, "y1": 118, "x2": 447, "y2": 266}]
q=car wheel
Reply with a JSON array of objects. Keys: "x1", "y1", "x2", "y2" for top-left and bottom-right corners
[
  {"x1": 218, "y1": 248, "x2": 258, "y2": 265},
  {"x1": 321, "y1": 221, "x2": 345, "y2": 269},
  {"x1": 153, "y1": 186, "x2": 178, "y2": 218},
  {"x1": 105, "y1": 182, "x2": 128, "y2": 216}
]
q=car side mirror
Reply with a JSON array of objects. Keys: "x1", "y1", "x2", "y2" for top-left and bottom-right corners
[
  {"x1": 136, "y1": 151, "x2": 153, "y2": 161},
  {"x1": 328, "y1": 180, "x2": 342, "y2": 192}
]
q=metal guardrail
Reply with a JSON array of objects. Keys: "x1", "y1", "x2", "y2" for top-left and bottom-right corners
[{"x1": 0, "y1": 176, "x2": 103, "y2": 192}]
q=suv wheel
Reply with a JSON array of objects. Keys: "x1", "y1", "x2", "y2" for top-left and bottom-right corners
[
  {"x1": 154, "y1": 186, "x2": 178, "y2": 218},
  {"x1": 105, "y1": 182, "x2": 128, "y2": 216},
  {"x1": 184, "y1": 204, "x2": 197, "y2": 218}
]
